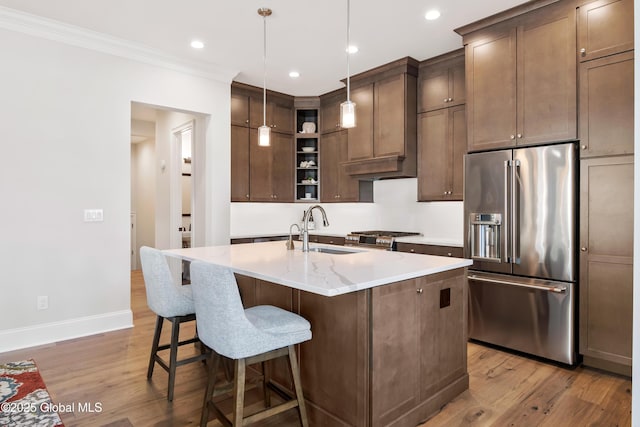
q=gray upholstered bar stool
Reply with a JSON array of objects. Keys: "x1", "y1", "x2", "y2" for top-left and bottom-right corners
[
  {"x1": 139, "y1": 246, "x2": 207, "y2": 401},
  {"x1": 190, "y1": 261, "x2": 311, "y2": 427}
]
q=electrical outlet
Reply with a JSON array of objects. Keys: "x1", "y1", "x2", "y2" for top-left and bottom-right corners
[{"x1": 37, "y1": 296, "x2": 49, "y2": 310}]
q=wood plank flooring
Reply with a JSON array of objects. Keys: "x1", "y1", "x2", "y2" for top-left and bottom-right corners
[{"x1": 0, "y1": 271, "x2": 631, "y2": 426}]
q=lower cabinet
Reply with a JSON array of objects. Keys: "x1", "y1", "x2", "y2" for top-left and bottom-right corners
[
  {"x1": 579, "y1": 155, "x2": 633, "y2": 376},
  {"x1": 234, "y1": 269, "x2": 468, "y2": 426},
  {"x1": 370, "y1": 270, "x2": 466, "y2": 426}
]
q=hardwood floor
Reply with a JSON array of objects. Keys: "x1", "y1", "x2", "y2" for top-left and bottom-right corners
[{"x1": 0, "y1": 271, "x2": 631, "y2": 426}]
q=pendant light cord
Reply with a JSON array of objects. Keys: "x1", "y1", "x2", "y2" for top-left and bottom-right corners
[
  {"x1": 346, "y1": 0, "x2": 351, "y2": 103},
  {"x1": 262, "y1": 13, "x2": 267, "y2": 127}
]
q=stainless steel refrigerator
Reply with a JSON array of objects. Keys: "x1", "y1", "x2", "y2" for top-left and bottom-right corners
[{"x1": 464, "y1": 142, "x2": 577, "y2": 364}]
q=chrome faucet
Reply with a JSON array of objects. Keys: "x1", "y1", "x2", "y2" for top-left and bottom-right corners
[{"x1": 301, "y1": 205, "x2": 330, "y2": 252}]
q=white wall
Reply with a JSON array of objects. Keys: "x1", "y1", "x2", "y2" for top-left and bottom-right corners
[
  {"x1": 131, "y1": 137, "x2": 156, "y2": 267},
  {"x1": 230, "y1": 178, "x2": 464, "y2": 245},
  {"x1": 0, "y1": 21, "x2": 233, "y2": 352}
]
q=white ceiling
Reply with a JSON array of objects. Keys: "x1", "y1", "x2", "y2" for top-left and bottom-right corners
[{"x1": 0, "y1": 0, "x2": 526, "y2": 96}]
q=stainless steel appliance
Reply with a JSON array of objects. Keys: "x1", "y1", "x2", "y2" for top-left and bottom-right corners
[
  {"x1": 345, "y1": 231, "x2": 421, "y2": 250},
  {"x1": 464, "y1": 142, "x2": 577, "y2": 364}
]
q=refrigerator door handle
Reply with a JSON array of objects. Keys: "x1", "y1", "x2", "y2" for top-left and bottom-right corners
[
  {"x1": 503, "y1": 160, "x2": 510, "y2": 264},
  {"x1": 468, "y1": 274, "x2": 567, "y2": 293},
  {"x1": 511, "y1": 159, "x2": 521, "y2": 264}
]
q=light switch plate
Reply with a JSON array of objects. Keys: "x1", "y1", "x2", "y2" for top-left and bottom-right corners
[{"x1": 84, "y1": 209, "x2": 104, "y2": 222}]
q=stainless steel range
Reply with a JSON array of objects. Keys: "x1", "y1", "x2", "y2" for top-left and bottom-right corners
[{"x1": 345, "y1": 231, "x2": 421, "y2": 250}]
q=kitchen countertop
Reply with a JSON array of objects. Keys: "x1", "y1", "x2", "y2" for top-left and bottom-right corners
[{"x1": 164, "y1": 241, "x2": 471, "y2": 297}]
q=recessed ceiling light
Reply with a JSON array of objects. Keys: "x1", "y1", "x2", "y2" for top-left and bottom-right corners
[
  {"x1": 425, "y1": 10, "x2": 441, "y2": 21},
  {"x1": 190, "y1": 40, "x2": 204, "y2": 49},
  {"x1": 346, "y1": 45, "x2": 359, "y2": 54},
  {"x1": 289, "y1": 71, "x2": 300, "y2": 78}
]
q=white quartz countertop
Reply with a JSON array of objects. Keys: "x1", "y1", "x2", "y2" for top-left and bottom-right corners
[{"x1": 165, "y1": 241, "x2": 472, "y2": 297}]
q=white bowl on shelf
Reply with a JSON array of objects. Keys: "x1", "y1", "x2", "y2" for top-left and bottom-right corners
[{"x1": 301, "y1": 147, "x2": 315, "y2": 153}]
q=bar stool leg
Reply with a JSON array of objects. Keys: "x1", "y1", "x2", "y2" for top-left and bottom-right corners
[
  {"x1": 200, "y1": 351, "x2": 221, "y2": 427},
  {"x1": 288, "y1": 345, "x2": 309, "y2": 427},
  {"x1": 147, "y1": 315, "x2": 163, "y2": 379},
  {"x1": 262, "y1": 361, "x2": 271, "y2": 408},
  {"x1": 167, "y1": 317, "x2": 180, "y2": 401},
  {"x1": 232, "y1": 359, "x2": 247, "y2": 425}
]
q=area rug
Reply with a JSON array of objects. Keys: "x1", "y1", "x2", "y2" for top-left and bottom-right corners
[{"x1": 0, "y1": 360, "x2": 64, "y2": 426}]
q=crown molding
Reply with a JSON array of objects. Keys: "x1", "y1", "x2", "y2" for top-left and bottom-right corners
[{"x1": 0, "y1": 6, "x2": 238, "y2": 84}]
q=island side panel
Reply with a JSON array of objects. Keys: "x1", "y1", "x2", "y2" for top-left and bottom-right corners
[
  {"x1": 298, "y1": 289, "x2": 370, "y2": 427},
  {"x1": 371, "y1": 268, "x2": 469, "y2": 427}
]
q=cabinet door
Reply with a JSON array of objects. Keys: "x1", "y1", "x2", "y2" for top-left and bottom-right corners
[
  {"x1": 320, "y1": 94, "x2": 343, "y2": 134},
  {"x1": 517, "y1": 9, "x2": 577, "y2": 146},
  {"x1": 418, "y1": 110, "x2": 449, "y2": 201},
  {"x1": 579, "y1": 51, "x2": 634, "y2": 157},
  {"x1": 419, "y1": 59, "x2": 465, "y2": 113},
  {"x1": 249, "y1": 95, "x2": 266, "y2": 129},
  {"x1": 231, "y1": 92, "x2": 250, "y2": 127},
  {"x1": 580, "y1": 156, "x2": 633, "y2": 370},
  {"x1": 347, "y1": 84, "x2": 374, "y2": 161},
  {"x1": 428, "y1": 272, "x2": 466, "y2": 393},
  {"x1": 270, "y1": 99, "x2": 294, "y2": 134},
  {"x1": 371, "y1": 279, "x2": 420, "y2": 426},
  {"x1": 450, "y1": 105, "x2": 466, "y2": 200},
  {"x1": 270, "y1": 132, "x2": 294, "y2": 202},
  {"x1": 417, "y1": 105, "x2": 466, "y2": 201},
  {"x1": 578, "y1": 0, "x2": 634, "y2": 62},
  {"x1": 320, "y1": 131, "x2": 340, "y2": 201},
  {"x1": 231, "y1": 125, "x2": 250, "y2": 201},
  {"x1": 321, "y1": 130, "x2": 359, "y2": 202},
  {"x1": 375, "y1": 74, "x2": 407, "y2": 157},
  {"x1": 249, "y1": 133, "x2": 273, "y2": 201},
  {"x1": 466, "y1": 28, "x2": 517, "y2": 151}
]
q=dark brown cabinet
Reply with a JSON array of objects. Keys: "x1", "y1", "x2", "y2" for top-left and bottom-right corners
[
  {"x1": 578, "y1": 0, "x2": 634, "y2": 62},
  {"x1": 231, "y1": 83, "x2": 295, "y2": 202},
  {"x1": 461, "y1": 2, "x2": 577, "y2": 152},
  {"x1": 417, "y1": 105, "x2": 466, "y2": 201},
  {"x1": 231, "y1": 125, "x2": 250, "y2": 201},
  {"x1": 370, "y1": 270, "x2": 466, "y2": 425},
  {"x1": 579, "y1": 155, "x2": 633, "y2": 376},
  {"x1": 249, "y1": 132, "x2": 294, "y2": 202},
  {"x1": 578, "y1": 48, "x2": 634, "y2": 157},
  {"x1": 320, "y1": 130, "x2": 362, "y2": 202},
  {"x1": 418, "y1": 50, "x2": 465, "y2": 113},
  {"x1": 319, "y1": 90, "x2": 345, "y2": 134},
  {"x1": 342, "y1": 57, "x2": 418, "y2": 178}
]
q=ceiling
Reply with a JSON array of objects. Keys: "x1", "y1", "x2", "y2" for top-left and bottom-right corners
[{"x1": 0, "y1": 0, "x2": 526, "y2": 96}]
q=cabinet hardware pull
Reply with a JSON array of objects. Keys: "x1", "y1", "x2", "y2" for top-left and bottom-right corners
[
  {"x1": 517, "y1": 133, "x2": 522, "y2": 138},
  {"x1": 581, "y1": 145, "x2": 587, "y2": 150},
  {"x1": 510, "y1": 135, "x2": 515, "y2": 139},
  {"x1": 448, "y1": 98, "x2": 453, "y2": 102},
  {"x1": 410, "y1": 249, "x2": 415, "y2": 253},
  {"x1": 447, "y1": 253, "x2": 452, "y2": 257},
  {"x1": 245, "y1": 119, "x2": 249, "y2": 124},
  {"x1": 417, "y1": 288, "x2": 423, "y2": 294},
  {"x1": 581, "y1": 247, "x2": 587, "y2": 252},
  {"x1": 443, "y1": 98, "x2": 449, "y2": 103},
  {"x1": 246, "y1": 194, "x2": 250, "y2": 198},
  {"x1": 580, "y1": 48, "x2": 586, "y2": 55}
]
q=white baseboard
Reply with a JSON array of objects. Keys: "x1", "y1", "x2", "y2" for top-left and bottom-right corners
[{"x1": 0, "y1": 310, "x2": 134, "y2": 353}]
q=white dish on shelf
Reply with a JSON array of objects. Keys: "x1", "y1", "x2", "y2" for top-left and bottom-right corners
[
  {"x1": 301, "y1": 147, "x2": 315, "y2": 153},
  {"x1": 302, "y1": 122, "x2": 316, "y2": 133}
]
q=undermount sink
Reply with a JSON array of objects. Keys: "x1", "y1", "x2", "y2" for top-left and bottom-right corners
[{"x1": 308, "y1": 247, "x2": 362, "y2": 255}]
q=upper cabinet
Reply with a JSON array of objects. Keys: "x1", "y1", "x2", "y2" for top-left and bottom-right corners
[
  {"x1": 578, "y1": 0, "x2": 634, "y2": 62},
  {"x1": 458, "y1": 1, "x2": 577, "y2": 152},
  {"x1": 418, "y1": 50, "x2": 465, "y2": 112},
  {"x1": 232, "y1": 82, "x2": 294, "y2": 134},
  {"x1": 319, "y1": 89, "x2": 345, "y2": 134},
  {"x1": 342, "y1": 57, "x2": 418, "y2": 178},
  {"x1": 231, "y1": 82, "x2": 295, "y2": 202}
]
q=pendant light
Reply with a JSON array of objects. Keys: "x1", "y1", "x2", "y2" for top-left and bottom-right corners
[
  {"x1": 258, "y1": 7, "x2": 272, "y2": 146},
  {"x1": 340, "y1": 0, "x2": 356, "y2": 129}
]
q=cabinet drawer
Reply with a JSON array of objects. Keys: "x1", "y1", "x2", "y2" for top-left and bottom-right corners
[{"x1": 396, "y1": 243, "x2": 463, "y2": 257}]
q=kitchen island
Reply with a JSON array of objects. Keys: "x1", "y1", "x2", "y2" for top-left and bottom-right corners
[{"x1": 165, "y1": 241, "x2": 472, "y2": 427}]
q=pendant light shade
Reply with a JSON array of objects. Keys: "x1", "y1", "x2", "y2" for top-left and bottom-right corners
[
  {"x1": 340, "y1": 0, "x2": 356, "y2": 129},
  {"x1": 258, "y1": 7, "x2": 272, "y2": 146}
]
